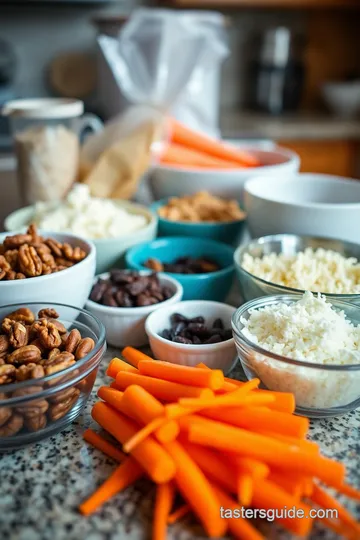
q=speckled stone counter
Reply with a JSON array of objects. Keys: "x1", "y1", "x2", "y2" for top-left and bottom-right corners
[{"x1": 1, "y1": 347, "x2": 359, "y2": 540}]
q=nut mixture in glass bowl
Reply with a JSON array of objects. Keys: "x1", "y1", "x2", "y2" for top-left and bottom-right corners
[
  {"x1": 0, "y1": 224, "x2": 87, "y2": 280},
  {"x1": 0, "y1": 304, "x2": 103, "y2": 445}
]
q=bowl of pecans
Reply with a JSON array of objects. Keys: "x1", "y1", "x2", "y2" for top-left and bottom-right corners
[
  {"x1": 85, "y1": 270, "x2": 183, "y2": 347},
  {"x1": 0, "y1": 303, "x2": 106, "y2": 450},
  {"x1": 151, "y1": 192, "x2": 246, "y2": 246},
  {"x1": 0, "y1": 225, "x2": 96, "y2": 308}
]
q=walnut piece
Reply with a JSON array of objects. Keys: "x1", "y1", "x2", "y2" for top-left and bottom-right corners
[
  {"x1": 8, "y1": 321, "x2": 28, "y2": 349},
  {"x1": 18, "y1": 244, "x2": 43, "y2": 277},
  {"x1": 36, "y1": 320, "x2": 62, "y2": 349},
  {"x1": 6, "y1": 307, "x2": 35, "y2": 325}
]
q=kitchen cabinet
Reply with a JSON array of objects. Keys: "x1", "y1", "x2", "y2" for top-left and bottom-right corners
[{"x1": 278, "y1": 140, "x2": 359, "y2": 178}]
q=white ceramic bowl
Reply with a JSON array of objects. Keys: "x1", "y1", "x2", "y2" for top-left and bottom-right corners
[
  {"x1": 4, "y1": 200, "x2": 158, "y2": 274},
  {"x1": 244, "y1": 173, "x2": 360, "y2": 243},
  {"x1": 0, "y1": 231, "x2": 96, "y2": 308},
  {"x1": 85, "y1": 271, "x2": 183, "y2": 348},
  {"x1": 322, "y1": 81, "x2": 360, "y2": 118},
  {"x1": 145, "y1": 300, "x2": 237, "y2": 372},
  {"x1": 149, "y1": 146, "x2": 300, "y2": 203}
]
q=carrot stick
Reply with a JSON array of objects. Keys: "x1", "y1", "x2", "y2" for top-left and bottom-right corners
[
  {"x1": 262, "y1": 391, "x2": 296, "y2": 414},
  {"x1": 196, "y1": 362, "x2": 238, "y2": 392},
  {"x1": 267, "y1": 471, "x2": 303, "y2": 499},
  {"x1": 106, "y1": 357, "x2": 138, "y2": 378},
  {"x1": 153, "y1": 482, "x2": 175, "y2": 540},
  {"x1": 138, "y1": 360, "x2": 224, "y2": 390},
  {"x1": 336, "y1": 482, "x2": 360, "y2": 501},
  {"x1": 260, "y1": 431, "x2": 319, "y2": 453},
  {"x1": 237, "y1": 394, "x2": 276, "y2": 407},
  {"x1": 110, "y1": 381, "x2": 120, "y2": 390},
  {"x1": 160, "y1": 142, "x2": 242, "y2": 169},
  {"x1": 311, "y1": 483, "x2": 360, "y2": 536},
  {"x1": 237, "y1": 474, "x2": 253, "y2": 506},
  {"x1": 79, "y1": 458, "x2": 143, "y2": 516},
  {"x1": 168, "y1": 117, "x2": 259, "y2": 167},
  {"x1": 123, "y1": 418, "x2": 169, "y2": 453},
  {"x1": 224, "y1": 376, "x2": 244, "y2": 387},
  {"x1": 167, "y1": 503, "x2": 191, "y2": 524},
  {"x1": 252, "y1": 478, "x2": 313, "y2": 536},
  {"x1": 200, "y1": 406, "x2": 309, "y2": 439},
  {"x1": 187, "y1": 417, "x2": 345, "y2": 488},
  {"x1": 178, "y1": 379, "x2": 260, "y2": 408},
  {"x1": 115, "y1": 371, "x2": 213, "y2": 402},
  {"x1": 92, "y1": 402, "x2": 176, "y2": 484},
  {"x1": 163, "y1": 440, "x2": 227, "y2": 538},
  {"x1": 236, "y1": 457, "x2": 269, "y2": 479},
  {"x1": 83, "y1": 428, "x2": 126, "y2": 463},
  {"x1": 211, "y1": 483, "x2": 265, "y2": 540},
  {"x1": 121, "y1": 347, "x2": 154, "y2": 368},
  {"x1": 318, "y1": 516, "x2": 358, "y2": 540}
]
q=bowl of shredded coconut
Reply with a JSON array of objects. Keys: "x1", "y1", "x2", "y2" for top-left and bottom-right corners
[
  {"x1": 4, "y1": 184, "x2": 158, "y2": 273},
  {"x1": 232, "y1": 291, "x2": 360, "y2": 416},
  {"x1": 234, "y1": 234, "x2": 360, "y2": 305}
]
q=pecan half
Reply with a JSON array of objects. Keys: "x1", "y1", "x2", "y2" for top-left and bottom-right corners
[
  {"x1": 29, "y1": 338, "x2": 47, "y2": 355},
  {"x1": 7, "y1": 345, "x2": 42, "y2": 365},
  {"x1": 0, "y1": 364, "x2": 16, "y2": 384},
  {"x1": 62, "y1": 243, "x2": 87, "y2": 262},
  {"x1": 55, "y1": 257, "x2": 74, "y2": 268},
  {"x1": 48, "y1": 389, "x2": 80, "y2": 421},
  {"x1": 36, "y1": 244, "x2": 55, "y2": 267},
  {"x1": 3, "y1": 233, "x2": 33, "y2": 250},
  {"x1": 0, "y1": 406, "x2": 12, "y2": 427},
  {"x1": 6, "y1": 307, "x2": 35, "y2": 325},
  {"x1": 4, "y1": 250, "x2": 18, "y2": 269},
  {"x1": 44, "y1": 352, "x2": 75, "y2": 375},
  {"x1": 0, "y1": 254, "x2": 11, "y2": 271},
  {"x1": 8, "y1": 321, "x2": 28, "y2": 349},
  {"x1": 0, "y1": 413, "x2": 23, "y2": 437},
  {"x1": 37, "y1": 320, "x2": 62, "y2": 349},
  {"x1": 24, "y1": 413, "x2": 47, "y2": 432},
  {"x1": 0, "y1": 335, "x2": 9, "y2": 354},
  {"x1": 0, "y1": 269, "x2": 6, "y2": 280},
  {"x1": 49, "y1": 386, "x2": 77, "y2": 404},
  {"x1": 45, "y1": 238, "x2": 63, "y2": 258},
  {"x1": 5, "y1": 270, "x2": 17, "y2": 280},
  {"x1": 18, "y1": 244, "x2": 43, "y2": 277},
  {"x1": 38, "y1": 308, "x2": 59, "y2": 320},
  {"x1": 16, "y1": 363, "x2": 45, "y2": 381},
  {"x1": 75, "y1": 338, "x2": 95, "y2": 360},
  {"x1": 63, "y1": 329, "x2": 81, "y2": 354},
  {"x1": 16, "y1": 398, "x2": 48, "y2": 418}
]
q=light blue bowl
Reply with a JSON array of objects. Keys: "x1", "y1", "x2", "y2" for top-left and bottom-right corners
[
  {"x1": 151, "y1": 198, "x2": 246, "y2": 246},
  {"x1": 125, "y1": 237, "x2": 235, "y2": 301}
]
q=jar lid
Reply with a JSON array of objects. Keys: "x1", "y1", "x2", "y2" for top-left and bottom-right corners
[{"x1": 2, "y1": 98, "x2": 84, "y2": 119}]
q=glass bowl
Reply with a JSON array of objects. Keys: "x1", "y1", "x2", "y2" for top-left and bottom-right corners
[
  {"x1": 0, "y1": 302, "x2": 106, "y2": 450},
  {"x1": 234, "y1": 234, "x2": 360, "y2": 305},
  {"x1": 232, "y1": 295, "x2": 360, "y2": 418}
]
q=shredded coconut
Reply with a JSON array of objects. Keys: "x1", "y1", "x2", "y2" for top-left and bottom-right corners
[
  {"x1": 238, "y1": 292, "x2": 360, "y2": 410},
  {"x1": 242, "y1": 248, "x2": 360, "y2": 294}
]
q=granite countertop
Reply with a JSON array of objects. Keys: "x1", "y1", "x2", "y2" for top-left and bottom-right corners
[{"x1": 0, "y1": 347, "x2": 359, "y2": 540}]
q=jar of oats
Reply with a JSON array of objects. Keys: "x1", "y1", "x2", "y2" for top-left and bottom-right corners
[{"x1": 3, "y1": 98, "x2": 102, "y2": 204}]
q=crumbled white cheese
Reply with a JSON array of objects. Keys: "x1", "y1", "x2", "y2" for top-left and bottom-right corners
[
  {"x1": 242, "y1": 248, "x2": 360, "y2": 294},
  {"x1": 32, "y1": 184, "x2": 148, "y2": 239},
  {"x1": 239, "y1": 292, "x2": 360, "y2": 409}
]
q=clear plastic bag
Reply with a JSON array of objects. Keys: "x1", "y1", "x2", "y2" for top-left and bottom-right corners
[{"x1": 97, "y1": 8, "x2": 229, "y2": 137}]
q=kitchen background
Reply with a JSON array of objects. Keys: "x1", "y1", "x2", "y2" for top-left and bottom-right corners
[{"x1": 1, "y1": 0, "x2": 360, "y2": 224}]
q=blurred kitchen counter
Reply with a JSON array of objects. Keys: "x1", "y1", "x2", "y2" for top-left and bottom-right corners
[{"x1": 221, "y1": 111, "x2": 360, "y2": 178}]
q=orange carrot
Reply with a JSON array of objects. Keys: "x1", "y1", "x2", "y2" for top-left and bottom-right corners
[
  {"x1": 153, "y1": 482, "x2": 175, "y2": 540},
  {"x1": 268, "y1": 471, "x2": 303, "y2": 499},
  {"x1": 262, "y1": 391, "x2": 296, "y2": 414},
  {"x1": 121, "y1": 347, "x2": 154, "y2": 368},
  {"x1": 236, "y1": 457, "x2": 269, "y2": 479},
  {"x1": 106, "y1": 357, "x2": 138, "y2": 378},
  {"x1": 260, "y1": 431, "x2": 319, "y2": 453},
  {"x1": 224, "y1": 376, "x2": 244, "y2": 387},
  {"x1": 196, "y1": 363, "x2": 238, "y2": 392},
  {"x1": 79, "y1": 458, "x2": 143, "y2": 516},
  {"x1": 83, "y1": 428, "x2": 126, "y2": 463},
  {"x1": 163, "y1": 440, "x2": 227, "y2": 538},
  {"x1": 167, "y1": 503, "x2": 191, "y2": 524},
  {"x1": 200, "y1": 406, "x2": 309, "y2": 439},
  {"x1": 318, "y1": 516, "x2": 358, "y2": 540},
  {"x1": 168, "y1": 117, "x2": 259, "y2": 167},
  {"x1": 236, "y1": 393, "x2": 276, "y2": 407},
  {"x1": 211, "y1": 483, "x2": 265, "y2": 540},
  {"x1": 115, "y1": 371, "x2": 213, "y2": 402},
  {"x1": 237, "y1": 474, "x2": 253, "y2": 506},
  {"x1": 99, "y1": 385, "x2": 179, "y2": 446},
  {"x1": 138, "y1": 360, "x2": 224, "y2": 390},
  {"x1": 92, "y1": 402, "x2": 176, "y2": 484},
  {"x1": 188, "y1": 417, "x2": 345, "y2": 487},
  {"x1": 252, "y1": 478, "x2": 313, "y2": 536},
  {"x1": 178, "y1": 379, "x2": 260, "y2": 408},
  {"x1": 336, "y1": 482, "x2": 360, "y2": 501},
  {"x1": 311, "y1": 483, "x2": 360, "y2": 536},
  {"x1": 160, "y1": 142, "x2": 241, "y2": 169},
  {"x1": 123, "y1": 418, "x2": 167, "y2": 453}
]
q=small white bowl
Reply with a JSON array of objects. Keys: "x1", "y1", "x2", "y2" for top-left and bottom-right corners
[
  {"x1": 85, "y1": 271, "x2": 183, "y2": 348},
  {"x1": 0, "y1": 230, "x2": 96, "y2": 308},
  {"x1": 150, "y1": 146, "x2": 300, "y2": 203},
  {"x1": 244, "y1": 173, "x2": 360, "y2": 244},
  {"x1": 322, "y1": 81, "x2": 360, "y2": 118},
  {"x1": 4, "y1": 200, "x2": 158, "y2": 274},
  {"x1": 145, "y1": 300, "x2": 237, "y2": 372}
]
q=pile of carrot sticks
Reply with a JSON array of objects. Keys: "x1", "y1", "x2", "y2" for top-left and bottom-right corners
[
  {"x1": 159, "y1": 118, "x2": 261, "y2": 170},
  {"x1": 79, "y1": 347, "x2": 360, "y2": 540}
]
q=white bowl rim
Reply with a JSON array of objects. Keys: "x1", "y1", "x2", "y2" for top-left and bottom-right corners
[
  {"x1": 145, "y1": 299, "x2": 235, "y2": 351},
  {"x1": 85, "y1": 270, "x2": 183, "y2": 315},
  {"x1": 153, "y1": 146, "x2": 300, "y2": 174},
  {"x1": 0, "y1": 230, "x2": 95, "y2": 287},
  {"x1": 244, "y1": 173, "x2": 360, "y2": 210},
  {"x1": 4, "y1": 199, "x2": 158, "y2": 244}
]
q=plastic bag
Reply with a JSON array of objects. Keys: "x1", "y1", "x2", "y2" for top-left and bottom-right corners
[{"x1": 97, "y1": 8, "x2": 229, "y2": 137}]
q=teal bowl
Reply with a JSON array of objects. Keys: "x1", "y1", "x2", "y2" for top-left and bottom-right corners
[
  {"x1": 125, "y1": 237, "x2": 235, "y2": 301},
  {"x1": 151, "y1": 198, "x2": 246, "y2": 246}
]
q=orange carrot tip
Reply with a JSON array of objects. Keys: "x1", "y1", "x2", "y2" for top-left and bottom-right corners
[
  {"x1": 123, "y1": 417, "x2": 166, "y2": 454},
  {"x1": 121, "y1": 347, "x2": 154, "y2": 368},
  {"x1": 106, "y1": 357, "x2": 138, "y2": 378},
  {"x1": 83, "y1": 428, "x2": 126, "y2": 463}
]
